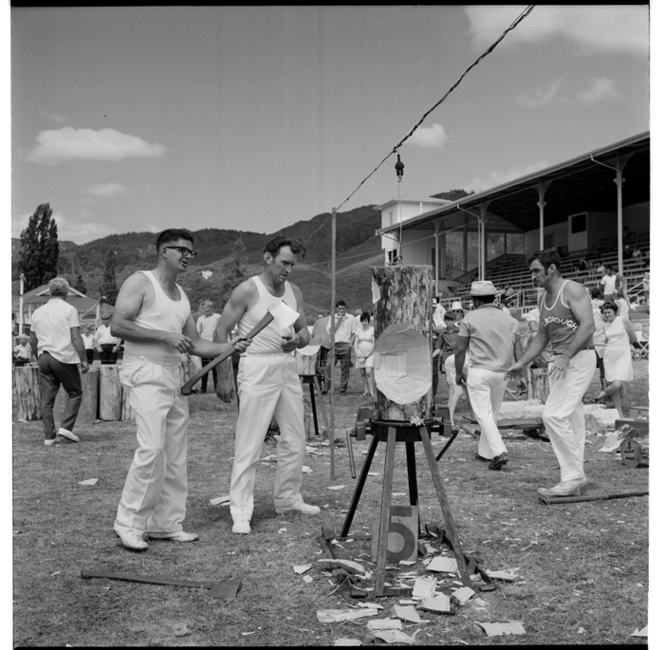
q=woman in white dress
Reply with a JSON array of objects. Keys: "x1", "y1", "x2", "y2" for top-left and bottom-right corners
[
  {"x1": 353, "y1": 312, "x2": 375, "y2": 398},
  {"x1": 596, "y1": 302, "x2": 638, "y2": 418}
]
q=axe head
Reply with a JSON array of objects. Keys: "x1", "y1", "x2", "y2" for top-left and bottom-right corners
[{"x1": 267, "y1": 300, "x2": 300, "y2": 331}]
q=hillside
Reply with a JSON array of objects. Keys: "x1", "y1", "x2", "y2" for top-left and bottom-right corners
[{"x1": 12, "y1": 205, "x2": 384, "y2": 320}]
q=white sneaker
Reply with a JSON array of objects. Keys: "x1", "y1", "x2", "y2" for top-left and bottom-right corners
[
  {"x1": 275, "y1": 501, "x2": 321, "y2": 516},
  {"x1": 232, "y1": 521, "x2": 251, "y2": 534},
  {"x1": 57, "y1": 428, "x2": 80, "y2": 442},
  {"x1": 117, "y1": 531, "x2": 148, "y2": 551},
  {"x1": 44, "y1": 438, "x2": 59, "y2": 446}
]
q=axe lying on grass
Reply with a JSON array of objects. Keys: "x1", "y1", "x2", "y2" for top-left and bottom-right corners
[
  {"x1": 180, "y1": 300, "x2": 300, "y2": 396},
  {"x1": 80, "y1": 570, "x2": 242, "y2": 600}
]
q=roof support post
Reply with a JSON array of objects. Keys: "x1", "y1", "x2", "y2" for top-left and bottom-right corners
[
  {"x1": 458, "y1": 201, "x2": 491, "y2": 280},
  {"x1": 531, "y1": 181, "x2": 551, "y2": 250},
  {"x1": 434, "y1": 219, "x2": 440, "y2": 295},
  {"x1": 590, "y1": 153, "x2": 633, "y2": 277}
]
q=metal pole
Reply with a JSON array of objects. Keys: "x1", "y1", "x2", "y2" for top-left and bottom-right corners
[
  {"x1": 18, "y1": 273, "x2": 25, "y2": 335},
  {"x1": 434, "y1": 220, "x2": 440, "y2": 296},
  {"x1": 616, "y1": 167, "x2": 624, "y2": 278},
  {"x1": 328, "y1": 207, "x2": 337, "y2": 481}
]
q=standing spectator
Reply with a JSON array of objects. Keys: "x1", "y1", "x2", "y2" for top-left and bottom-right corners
[
  {"x1": 310, "y1": 311, "x2": 331, "y2": 390},
  {"x1": 642, "y1": 271, "x2": 650, "y2": 310},
  {"x1": 600, "y1": 266, "x2": 617, "y2": 302},
  {"x1": 111, "y1": 229, "x2": 249, "y2": 551},
  {"x1": 432, "y1": 297, "x2": 447, "y2": 336},
  {"x1": 353, "y1": 312, "x2": 375, "y2": 398},
  {"x1": 214, "y1": 236, "x2": 318, "y2": 535},
  {"x1": 506, "y1": 250, "x2": 595, "y2": 498},
  {"x1": 13, "y1": 333, "x2": 33, "y2": 366},
  {"x1": 95, "y1": 314, "x2": 121, "y2": 364},
  {"x1": 325, "y1": 299, "x2": 356, "y2": 396},
  {"x1": 596, "y1": 302, "x2": 638, "y2": 418},
  {"x1": 29, "y1": 277, "x2": 89, "y2": 445},
  {"x1": 81, "y1": 325, "x2": 96, "y2": 364},
  {"x1": 455, "y1": 281, "x2": 520, "y2": 471},
  {"x1": 589, "y1": 287, "x2": 608, "y2": 394},
  {"x1": 195, "y1": 300, "x2": 222, "y2": 393}
]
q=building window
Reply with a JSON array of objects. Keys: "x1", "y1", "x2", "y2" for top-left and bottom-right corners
[{"x1": 570, "y1": 213, "x2": 587, "y2": 234}]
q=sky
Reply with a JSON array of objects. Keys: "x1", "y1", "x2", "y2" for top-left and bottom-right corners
[{"x1": 8, "y1": 5, "x2": 650, "y2": 245}]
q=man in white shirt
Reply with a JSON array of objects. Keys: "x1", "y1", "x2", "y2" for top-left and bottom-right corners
[
  {"x1": 29, "y1": 277, "x2": 89, "y2": 445},
  {"x1": 325, "y1": 300, "x2": 356, "y2": 396},
  {"x1": 95, "y1": 315, "x2": 121, "y2": 364},
  {"x1": 195, "y1": 300, "x2": 222, "y2": 393},
  {"x1": 600, "y1": 266, "x2": 617, "y2": 302}
]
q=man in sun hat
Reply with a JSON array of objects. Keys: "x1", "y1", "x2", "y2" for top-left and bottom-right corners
[{"x1": 454, "y1": 280, "x2": 521, "y2": 471}]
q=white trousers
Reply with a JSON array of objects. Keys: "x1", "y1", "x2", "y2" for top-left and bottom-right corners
[
  {"x1": 114, "y1": 358, "x2": 189, "y2": 536},
  {"x1": 466, "y1": 367, "x2": 508, "y2": 459},
  {"x1": 542, "y1": 350, "x2": 596, "y2": 482},
  {"x1": 230, "y1": 355, "x2": 306, "y2": 523}
]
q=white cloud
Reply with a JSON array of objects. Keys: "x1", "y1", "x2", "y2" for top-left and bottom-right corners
[
  {"x1": 517, "y1": 78, "x2": 563, "y2": 108},
  {"x1": 11, "y1": 213, "x2": 32, "y2": 239},
  {"x1": 27, "y1": 127, "x2": 166, "y2": 164},
  {"x1": 572, "y1": 77, "x2": 621, "y2": 105},
  {"x1": 87, "y1": 182, "x2": 131, "y2": 197},
  {"x1": 465, "y1": 6, "x2": 648, "y2": 55},
  {"x1": 405, "y1": 123, "x2": 447, "y2": 149},
  {"x1": 464, "y1": 161, "x2": 549, "y2": 194}
]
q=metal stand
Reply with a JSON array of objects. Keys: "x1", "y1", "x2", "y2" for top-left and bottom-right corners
[
  {"x1": 340, "y1": 420, "x2": 473, "y2": 595},
  {"x1": 300, "y1": 374, "x2": 328, "y2": 437}
]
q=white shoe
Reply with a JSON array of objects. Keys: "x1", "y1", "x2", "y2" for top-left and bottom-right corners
[
  {"x1": 58, "y1": 428, "x2": 80, "y2": 442},
  {"x1": 232, "y1": 521, "x2": 251, "y2": 534},
  {"x1": 117, "y1": 531, "x2": 148, "y2": 551},
  {"x1": 44, "y1": 438, "x2": 59, "y2": 446},
  {"x1": 538, "y1": 477, "x2": 588, "y2": 498},
  {"x1": 147, "y1": 531, "x2": 199, "y2": 542},
  {"x1": 275, "y1": 501, "x2": 321, "y2": 515}
]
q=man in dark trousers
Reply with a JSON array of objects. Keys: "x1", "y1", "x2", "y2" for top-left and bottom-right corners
[{"x1": 324, "y1": 299, "x2": 356, "y2": 396}]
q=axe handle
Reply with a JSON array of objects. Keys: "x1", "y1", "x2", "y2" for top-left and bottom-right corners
[
  {"x1": 80, "y1": 569, "x2": 217, "y2": 589},
  {"x1": 180, "y1": 311, "x2": 275, "y2": 395}
]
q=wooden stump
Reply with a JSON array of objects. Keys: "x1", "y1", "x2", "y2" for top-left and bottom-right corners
[
  {"x1": 13, "y1": 365, "x2": 42, "y2": 421},
  {"x1": 99, "y1": 365, "x2": 123, "y2": 420},
  {"x1": 54, "y1": 367, "x2": 99, "y2": 426},
  {"x1": 530, "y1": 367, "x2": 549, "y2": 403},
  {"x1": 371, "y1": 265, "x2": 434, "y2": 421}
]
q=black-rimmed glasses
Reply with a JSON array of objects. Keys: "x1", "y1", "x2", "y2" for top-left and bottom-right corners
[{"x1": 163, "y1": 246, "x2": 198, "y2": 258}]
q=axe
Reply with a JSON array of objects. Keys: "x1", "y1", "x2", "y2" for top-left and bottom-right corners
[{"x1": 181, "y1": 300, "x2": 300, "y2": 395}]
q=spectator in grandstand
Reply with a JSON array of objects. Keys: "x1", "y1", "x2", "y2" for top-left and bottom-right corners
[
  {"x1": 595, "y1": 261, "x2": 605, "y2": 276},
  {"x1": 595, "y1": 302, "x2": 638, "y2": 418},
  {"x1": 600, "y1": 266, "x2": 618, "y2": 302},
  {"x1": 631, "y1": 246, "x2": 643, "y2": 264},
  {"x1": 13, "y1": 333, "x2": 33, "y2": 366},
  {"x1": 589, "y1": 287, "x2": 607, "y2": 394}
]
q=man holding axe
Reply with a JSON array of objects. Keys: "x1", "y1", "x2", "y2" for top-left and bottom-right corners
[
  {"x1": 111, "y1": 229, "x2": 250, "y2": 552},
  {"x1": 215, "y1": 236, "x2": 319, "y2": 535}
]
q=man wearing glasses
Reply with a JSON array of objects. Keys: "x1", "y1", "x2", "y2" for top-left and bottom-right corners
[{"x1": 110, "y1": 229, "x2": 250, "y2": 552}]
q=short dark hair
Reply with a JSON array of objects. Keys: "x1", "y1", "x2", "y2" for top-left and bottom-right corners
[
  {"x1": 336, "y1": 300, "x2": 347, "y2": 308},
  {"x1": 156, "y1": 229, "x2": 194, "y2": 251},
  {"x1": 601, "y1": 301, "x2": 618, "y2": 314},
  {"x1": 473, "y1": 295, "x2": 495, "y2": 305},
  {"x1": 360, "y1": 311, "x2": 371, "y2": 322},
  {"x1": 528, "y1": 248, "x2": 561, "y2": 271},
  {"x1": 590, "y1": 286, "x2": 603, "y2": 300},
  {"x1": 264, "y1": 236, "x2": 305, "y2": 258}
]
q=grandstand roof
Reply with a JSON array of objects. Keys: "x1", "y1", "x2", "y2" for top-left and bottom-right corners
[{"x1": 379, "y1": 131, "x2": 649, "y2": 235}]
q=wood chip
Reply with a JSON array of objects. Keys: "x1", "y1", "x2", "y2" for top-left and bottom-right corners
[
  {"x1": 391, "y1": 605, "x2": 422, "y2": 623},
  {"x1": 631, "y1": 626, "x2": 648, "y2": 637},
  {"x1": 317, "y1": 559, "x2": 366, "y2": 574},
  {"x1": 372, "y1": 629, "x2": 417, "y2": 645},
  {"x1": 485, "y1": 569, "x2": 518, "y2": 581},
  {"x1": 78, "y1": 478, "x2": 98, "y2": 486},
  {"x1": 302, "y1": 466, "x2": 313, "y2": 473},
  {"x1": 418, "y1": 594, "x2": 451, "y2": 614},
  {"x1": 358, "y1": 602, "x2": 384, "y2": 609},
  {"x1": 302, "y1": 575, "x2": 314, "y2": 584},
  {"x1": 334, "y1": 639, "x2": 362, "y2": 646},
  {"x1": 367, "y1": 619, "x2": 403, "y2": 631},
  {"x1": 477, "y1": 621, "x2": 526, "y2": 637},
  {"x1": 209, "y1": 495, "x2": 230, "y2": 506},
  {"x1": 451, "y1": 586, "x2": 475, "y2": 605},
  {"x1": 293, "y1": 564, "x2": 312, "y2": 575},
  {"x1": 412, "y1": 577, "x2": 437, "y2": 600},
  {"x1": 317, "y1": 609, "x2": 379, "y2": 623},
  {"x1": 426, "y1": 556, "x2": 458, "y2": 573},
  {"x1": 327, "y1": 485, "x2": 345, "y2": 491}
]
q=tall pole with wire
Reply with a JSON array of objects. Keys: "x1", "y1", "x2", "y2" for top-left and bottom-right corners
[{"x1": 328, "y1": 207, "x2": 337, "y2": 481}]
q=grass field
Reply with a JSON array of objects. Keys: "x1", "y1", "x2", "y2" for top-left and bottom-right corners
[{"x1": 12, "y1": 357, "x2": 650, "y2": 647}]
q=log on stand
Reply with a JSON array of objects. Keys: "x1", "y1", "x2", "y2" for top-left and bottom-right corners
[
  {"x1": 371, "y1": 265, "x2": 434, "y2": 422},
  {"x1": 54, "y1": 367, "x2": 99, "y2": 426},
  {"x1": 99, "y1": 365, "x2": 123, "y2": 421},
  {"x1": 13, "y1": 365, "x2": 42, "y2": 421}
]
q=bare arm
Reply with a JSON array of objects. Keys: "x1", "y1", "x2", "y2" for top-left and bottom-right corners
[
  {"x1": 454, "y1": 335, "x2": 469, "y2": 385},
  {"x1": 507, "y1": 320, "x2": 550, "y2": 376},
  {"x1": 110, "y1": 272, "x2": 194, "y2": 354},
  {"x1": 70, "y1": 327, "x2": 89, "y2": 372},
  {"x1": 29, "y1": 331, "x2": 38, "y2": 359}
]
